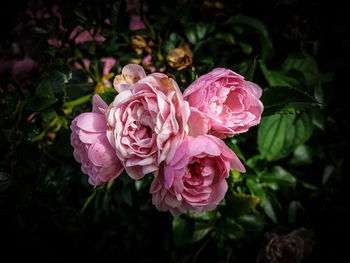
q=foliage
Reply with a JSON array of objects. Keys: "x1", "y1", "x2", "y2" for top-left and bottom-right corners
[{"x1": 0, "y1": 0, "x2": 349, "y2": 262}]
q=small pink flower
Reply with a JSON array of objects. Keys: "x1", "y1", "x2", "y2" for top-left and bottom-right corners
[
  {"x1": 107, "y1": 65, "x2": 190, "y2": 179},
  {"x1": 72, "y1": 59, "x2": 90, "y2": 72},
  {"x1": 150, "y1": 135, "x2": 246, "y2": 216},
  {"x1": 142, "y1": 55, "x2": 156, "y2": 73},
  {"x1": 69, "y1": 26, "x2": 106, "y2": 44},
  {"x1": 26, "y1": 113, "x2": 36, "y2": 123},
  {"x1": 101, "y1": 57, "x2": 116, "y2": 77},
  {"x1": 93, "y1": 29, "x2": 106, "y2": 43},
  {"x1": 47, "y1": 38, "x2": 62, "y2": 47},
  {"x1": 142, "y1": 54, "x2": 152, "y2": 65},
  {"x1": 129, "y1": 15, "x2": 146, "y2": 31},
  {"x1": 69, "y1": 26, "x2": 92, "y2": 44},
  {"x1": 11, "y1": 56, "x2": 38, "y2": 76},
  {"x1": 183, "y1": 68, "x2": 263, "y2": 138},
  {"x1": 101, "y1": 57, "x2": 117, "y2": 87},
  {"x1": 70, "y1": 95, "x2": 124, "y2": 186},
  {"x1": 52, "y1": 5, "x2": 64, "y2": 31}
]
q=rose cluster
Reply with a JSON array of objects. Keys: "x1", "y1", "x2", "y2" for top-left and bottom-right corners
[{"x1": 71, "y1": 64, "x2": 263, "y2": 216}]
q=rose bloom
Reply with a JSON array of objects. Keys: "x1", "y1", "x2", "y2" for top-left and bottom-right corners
[
  {"x1": 183, "y1": 68, "x2": 263, "y2": 138},
  {"x1": 71, "y1": 95, "x2": 124, "y2": 186},
  {"x1": 107, "y1": 65, "x2": 190, "y2": 179},
  {"x1": 150, "y1": 135, "x2": 246, "y2": 216}
]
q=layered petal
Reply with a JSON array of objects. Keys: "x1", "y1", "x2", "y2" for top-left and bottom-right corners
[
  {"x1": 70, "y1": 95, "x2": 123, "y2": 187},
  {"x1": 150, "y1": 135, "x2": 245, "y2": 216},
  {"x1": 184, "y1": 68, "x2": 263, "y2": 138},
  {"x1": 107, "y1": 64, "x2": 189, "y2": 180}
]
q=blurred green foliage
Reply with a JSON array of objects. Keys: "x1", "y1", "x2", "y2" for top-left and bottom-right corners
[{"x1": 1, "y1": 0, "x2": 349, "y2": 262}]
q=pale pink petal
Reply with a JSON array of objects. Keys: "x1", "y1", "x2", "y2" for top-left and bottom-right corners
[
  {"x1": 188, "y1": 107, "x2": 210, "y2": 137},
  {"x1": 76, "y1": 113, "x2": 108, "y2": 132},
  {"x1": 92, "y1": 94, "x2": 108, "y2": 114}
]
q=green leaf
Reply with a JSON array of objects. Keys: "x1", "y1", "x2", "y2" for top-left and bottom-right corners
[
  {"x1": 260, "y1": 61, "x2": 301, "y2": 88},
  {"x1": 172, "y1": 216, "x2": 194, "y2": 247},
  {"x1": 293, "y1": 112, "x2": 314, "y2": 146},
  {"x1": 185, "y1": 25, "x2": 198, "y2": 44},
  {"x1": 110, "y1": 1, "x2": 121, "y2": 29},
  {"x1": 196, "y1": 22, "x2": 208, "y2": 40},
  {"x1": 311, "y1": 108, "x2": 325, "y2": 130},
  {"x1": 264, "y1": 201, "x2": 277, "y2": 223},
  {"x1": 74, "y1": 8, "x2": 88, "y2": 24},
  {"x1": 261, "y1": 86, "x2": 317, "y2": 116},
  {"x1": 29, "y1": 26, "x2": 48, "y2": 35},
  {"x1": 215, "y1": 32, "x2": 235, "y2": 44},
  {"x1": 185, "y1": 22, "x2": 214, "y2": 44},
  {"x1": 192, "y1": 221, "x2": 212, "y2": 243},
  {"x1": 238, "y1": 42, "x2": 253, "y2": 55},
  {"x1": 50, "y1": 70, "x2": 71, "y2": 97},
  {"x1": 258, "y1": 112, "x2": 314, "y2": 159},
  {"x1": 259, "y1": 166, "x2": 297, "y2": 187},
  {"x1": 258, "y1": 114, "x2": 294, "y2": 159},
  {"x1": 25, "y1": 79, "x2": 58, "y2": 111},
  {"x1": 288, "y1": 200, "x2": 304, "y2": 224},
  {"x1": 282, "y1": 52, "x2": 318, "y2": 76},
  {"x1": 216, "y1": 217, "x2": 244, "y2": 240},
  {"x1": 237, "y1": 213, "x2": 264, "y2": 231},
  {"x1": 228, "y1": 15, "x2": 273, "y2": 61},
  {"x1": 322, "y1": 164, "x2": 335, "y2": 184},
  {"x1": 289, "y1": 144, "x2": 313, "y2": 165},
  {"x1": 239, "y1": 57, "x2": 258, "y2": 81},
  {"x1": 246, "y1": 178, "x2": 278, "y2": 223},
  {"x1": 223, "y1": 191, "x2": 260, "y2": 217},
  {"x1": 121, "y1": 187, "x2": 133, "y2": 207},
  {"x1": 246, "y1": 155, "x2": 268, "y2": 172}
]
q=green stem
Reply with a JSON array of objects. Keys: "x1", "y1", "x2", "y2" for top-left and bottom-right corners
[
  {"x1": 31, "y1": 116, "x2": 59, "y2": 142},
  {"x1": 64, "y1": 94, "x2": 93, "y2": 109},
  {"x1": 81, "y1": 189, "x2": 97, "y2": 214}
]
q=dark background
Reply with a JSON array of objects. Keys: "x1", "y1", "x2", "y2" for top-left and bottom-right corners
[{"x1": 1, "y1": 0, "x2": 349, "y2": 262}]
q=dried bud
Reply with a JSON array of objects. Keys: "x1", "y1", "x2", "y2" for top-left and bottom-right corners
[
  {"x1": 257, "y1": 228, "x2": 314, "y2": 263},
  {"x1": 166, "y1": 44, "x2": 193, "y2": 70},
  {"x1": 131, "y1": 35, "x2": 154, "y2": 55}
]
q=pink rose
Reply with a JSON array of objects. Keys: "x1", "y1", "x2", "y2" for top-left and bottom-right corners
[
  {"x1": 69, "y1": 26, "x2": 106, "y2": 44},
  {"x1": 107, "y1": 65, "x2": 190, "y2": 179},
  {"x1": 70, "y1": 95, "x2": 124, "y2": 186},
  {"x1": 183, "y1": 68, "x2": 263, "y2": 138},
  {"x1": 150, "y1": 135, "x2": 246, "y2": 216}
]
